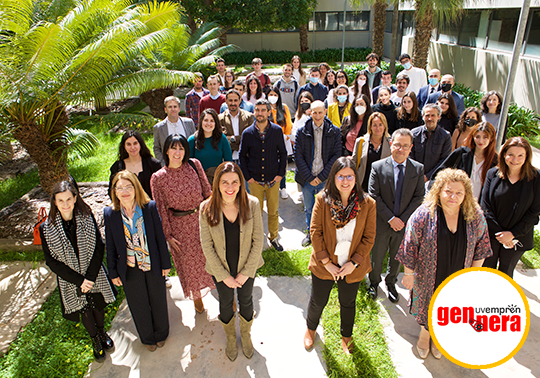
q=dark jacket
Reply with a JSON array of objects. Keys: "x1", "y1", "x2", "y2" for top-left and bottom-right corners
[
  {"x1": 104, "y1": 201, "x2": 171, "y2": 282},
  {"x1": 297, "y1": 82, "x2": 329, "y2": 103},
  {"x1": 238, "y1": 121, "x2": 287, "y2": 182},
  {"x1": 396, "y1": 113, "x2": 424, "y2": 130},
  {"x1": 481, "y1": 168, "x2": 540, "y2": 250},
  {"x1": 410, "y1": 125, "x2": 452, "y2": 180},
  {"x1": 294, "y1": 117, "x2": 342, "y2": 186},
  {"x1": 109, "y1": 156, "x2": 161, "y2": 200},
  {"x1": 371, "y1": 102, "x2": 398, "y2": 134}
]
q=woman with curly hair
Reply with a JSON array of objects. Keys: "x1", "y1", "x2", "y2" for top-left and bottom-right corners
[
  {"x1": 243, "y1": 76, "x2": 265, "y2": 105},
  {"x1": 397, "y1": 168, "x2": 492, "y2": 359}
]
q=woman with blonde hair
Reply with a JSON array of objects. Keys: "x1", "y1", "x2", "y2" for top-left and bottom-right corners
[
  {"x1": 397, "y1": 168, "x2": 492, "y2": 359},
  {"x1": 200, "y1": 162, "x2": 264, "y2": 361},
  {"x1": 104, "y1": 170, "x2": 171, "y2": 351}
]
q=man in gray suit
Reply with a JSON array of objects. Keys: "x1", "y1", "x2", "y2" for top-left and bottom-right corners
[
  {"x1": 368, "y1": 128, "x2": 425, "y2": 303},
  {"x1": 153, "y1": 96, "x2": 196, "y2": 165}
]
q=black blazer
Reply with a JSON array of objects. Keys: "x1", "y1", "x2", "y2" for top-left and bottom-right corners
[
  {"x1": 104, "y1": 201, "x2": 171, "y2": 282},
  {"x1": 481, "y1": 167, "x2": 540, "y2": 250},
  {"x1": 108, "y1": 156, "x2": 161, "y2": 200}
]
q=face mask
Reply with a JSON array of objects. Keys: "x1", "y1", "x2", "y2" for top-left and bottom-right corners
[
  {"x1": 337, "y1": 95, "x2": 348, "y2": 103},
  {"x1": 464, "y1": 118, "x2": 478, "y2": 127},
  {"x1": 402, "y1": 62, "x2": 412, "y2": 70},
  {"x1": 300, "y1": 102, "x2": 311, "y2": 111},
  {"x1": 268, "y1": 95, "x2": 278, "y2": 104},
  {"x1": 357, "y1": 79, "x2": 366, "y2": 87},
  {"x1": 355, "y1": 106, "x2": 366, "y2": 115},
  {"x1": 210, "y1": 93, "x2": 221, "y2": 100},
  {"x1": 310, "y1": 76, "x2": 319, "y2": 85},
  {"x1": 428, "y1": 78, "x2": 438, "y2": 86},
  {"x1": 441, "y1": 83, "x2": 452, "y2": 92}
]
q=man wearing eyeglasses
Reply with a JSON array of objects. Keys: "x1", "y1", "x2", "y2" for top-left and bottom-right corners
[
  {"x1": 295, "y1": 100, "x2": 342, "y2": 247},
  {"x1": 367, "y1": 128, "x2": 425, "y2": 303}
]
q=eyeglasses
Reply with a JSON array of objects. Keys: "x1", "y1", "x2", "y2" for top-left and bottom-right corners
[
  {"x1": 392, "y1": 143, "x2": 411, "y2": 150},
  {"x1": 336, "y1": 175, "x2": 355, "y2": 182},
  {"x1": 115, "y1": 185, "x2": 134, "y2": 192}
]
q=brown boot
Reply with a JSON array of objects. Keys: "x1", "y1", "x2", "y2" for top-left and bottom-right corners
[
  {"x1": 220, "y1": 317, "x2": 237, "y2": 361},
  {"x1": 304, "y1": 329, "x2": 316, "y2": 350},
  {"x1": 239, "y1": 315, "x2": 254, "y2": 359},
  {"x1": 194, "y1": 298, "x2": 204, "y2": 313}
]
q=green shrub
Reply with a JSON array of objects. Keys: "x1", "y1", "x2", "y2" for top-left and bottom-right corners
[
  {"x1": 452, "y1": 83, "x2": 483, "y2": 109},
  {"x1": 223, "y1": 48, "x2": 372, "y2": 66}
]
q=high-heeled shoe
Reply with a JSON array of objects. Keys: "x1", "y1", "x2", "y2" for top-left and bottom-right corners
[
  {"x1": 416, "y1": 342, "x2": 429, "y2": 359},
  {"x1": 431, "y1": 341, "x2": 442, "y2": 359}
]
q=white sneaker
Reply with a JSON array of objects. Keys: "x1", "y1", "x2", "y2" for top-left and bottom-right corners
[{"x1": 280, "y1": 188, "x2": 289, "y2": 199}]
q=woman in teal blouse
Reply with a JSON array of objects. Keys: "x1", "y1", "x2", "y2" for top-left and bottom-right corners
[{"x1": 188, "y1": 108, "x2": 233, "y2": 184}]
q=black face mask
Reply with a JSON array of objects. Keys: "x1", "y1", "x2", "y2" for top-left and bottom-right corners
[
  {"x1": 300, "y1": 103, "x2": 311, "y2": 111},
  {"x1": 464, "y1": 118, "x2": 478, "y2": 127},
  {"x1": 441, "y1": 83, "x2": 452, "y2": 92}
]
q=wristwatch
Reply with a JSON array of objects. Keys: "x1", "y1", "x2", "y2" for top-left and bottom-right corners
[{"x1": 351, "y1": 261, "x2": 359, "y2": 269}]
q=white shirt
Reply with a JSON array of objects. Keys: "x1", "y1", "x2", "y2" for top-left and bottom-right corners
[
  {"x1": 403, "y1": 67, "x2": 427, "y2": 94},
  {"x1": 335, "y1": 218, "x2": 357, "y2": 267},
  {"x1": 230, "y1": 112, "x2": 240, "y2": 160},
  {"x1": 195, "y1": 90, "x2": 205, "y2": 98},
  {"x1": 390, "y1": 93, "x2": 403, "y2": 107},
  {"x1": 471, "y1": 158, "x2": 485, "y2": 200},
  {"x1": 167, "y1": 118, "x2": 186, "y2": 137}
]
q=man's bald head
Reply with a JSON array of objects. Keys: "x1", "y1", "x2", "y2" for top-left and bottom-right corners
[
  {"x1": 441, "y1": 74, "x2": 455, "y2": 84},
  {"x1": 311, "y1": 100, "x2": 325, "y2": 111},
  {"x1": 310, "y1": 100, "x2": 327, "y2": 126},
  {"x1": 429, "y1": 69, "x2": 441, "y2": 78}
]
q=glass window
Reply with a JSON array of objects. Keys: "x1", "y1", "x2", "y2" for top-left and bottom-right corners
[
  {"x1": 385, "y1": 11, "x2": 393, "y2": 33},
  {"x1": 487, "y1": 9, "x2": 520, "y2": 52},
  {"x1": 458, "y1": 11, "x2": 484, "y2": 47},
  {"x1": 525, "y1": 10, "x2": 540, "y2": 57},
  {"x1": 309, "y1": 12, "x2": 341, "y2": 31},
  {"x1": 345, "y1": 11, "x2": 369, "y2": 31},
  {"x1": 438, "y1": 15, "x2": 460, "y2": 44},
  {"x1": 402, "y1": 12, "x2": 415, "y2": 36}
]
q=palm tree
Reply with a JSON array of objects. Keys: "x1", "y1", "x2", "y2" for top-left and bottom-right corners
[
  {"x1": 0, "y1": 0, "x2": 192, "y2": 193},
  {"x1": 372, "y1": 1, "x2": 388, "y2": 59},
  {"x1": 413, "y1": 0, "x2": 464, "y2": 69}
]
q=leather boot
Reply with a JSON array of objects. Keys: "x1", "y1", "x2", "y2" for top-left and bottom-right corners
[
  {"x1": 91, "y1": 335, "x2": 105, "y2": 362},
  {"x1": 220, "y1": 317, "x2": 237, "y2": 361},
  {"x1": 239, "y1": 315, "x2": 254, "y2": 359},
  {"x1": 97, "y1": 327, "x2": 114, "y2": 351}
]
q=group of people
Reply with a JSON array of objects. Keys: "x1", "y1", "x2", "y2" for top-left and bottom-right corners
[{"x1": 40, "y1": 54, "x2": 539, "y2": 363}]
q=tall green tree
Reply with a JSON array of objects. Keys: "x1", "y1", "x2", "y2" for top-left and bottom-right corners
[{"x1": 0, "y1": 0, "x2": 192, "y2": 193}]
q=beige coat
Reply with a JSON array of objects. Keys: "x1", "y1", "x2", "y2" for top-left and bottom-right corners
[
  {"x1": 351, "y1": 134, "x2": 391, "y2": 190},
  {"x1": 219, "y1": 109, "x2": 254, "y2": 152},
  {"x1": 199, "y1": 195, "x2": 264, "y2": 282}
]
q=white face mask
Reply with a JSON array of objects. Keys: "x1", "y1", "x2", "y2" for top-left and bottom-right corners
[
  {"x1": 355, "y1": 105, "x2": 366, "y2": 115},
  {"x1": 268, "y1": 95, "x2": 278, "y2": 104},
  {"x1": 357, "y1": 79, "x2": 366, "y2": 87}
]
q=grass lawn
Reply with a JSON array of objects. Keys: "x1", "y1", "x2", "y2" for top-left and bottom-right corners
[{"x1": 520, "y1": 230, "x2": 540, "y2": 269}]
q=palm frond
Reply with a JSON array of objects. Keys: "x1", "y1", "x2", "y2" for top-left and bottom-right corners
[
  {"x1": 61, "y1": 127, "x2": 101, "y2": 162},
  {"x1": 0, "y1": 0, "x2": 34, "y2": 34}
]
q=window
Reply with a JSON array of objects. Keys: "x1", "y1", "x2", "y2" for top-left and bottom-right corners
[
  {"x1": 402, "y1": 12, "x2": 415, "y2": 36},
  {"x1": 458, "y1": 11, "x2": 485, "y2": 47},
  {"x1": 437, "y1": 15, "x2": 460, "y2": 44},
  {"x1": 310, "y1": 12, "x2": 341, "y2": 31},
  {"x1": 385, "y1": 11, "x2": 393, "y2": 33},
  {"x1": 345, "y1": 11, "x2": 369, "y2": 31},
  {"x1": 487, "y1": 9, "x2": 520, "y2": 52},
  {"x1": 525, "y1": 10, "x2": 540, "y2": 57}
]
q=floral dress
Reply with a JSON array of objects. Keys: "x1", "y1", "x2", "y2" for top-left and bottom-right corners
[{"x1": 151, "y1": 159, "x2": 215, "y2": 300}]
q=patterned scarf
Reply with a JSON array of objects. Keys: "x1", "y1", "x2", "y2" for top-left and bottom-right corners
[
  {"x1": 121, "y1": 204, "x2": 151, "y2": 272},
  {"x1": 43, "y1": 213, "x2": 115, "y2": 314},
  {"x1": 330, "y1": 189, "x2": 360, "y2": 229}
]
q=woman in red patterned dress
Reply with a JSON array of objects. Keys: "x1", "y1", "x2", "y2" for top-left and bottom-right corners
[{"x1": 151, "y1": 134, "x2": 215, "y2": 313}]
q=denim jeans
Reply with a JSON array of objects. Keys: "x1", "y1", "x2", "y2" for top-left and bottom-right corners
[{"x1": 301, "y1": 181, "x2": 326, "y2": 231}]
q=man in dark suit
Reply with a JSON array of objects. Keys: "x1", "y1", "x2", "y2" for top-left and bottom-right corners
[
  {"x1": 425, "y1": 74, "x2": 465, "y2": 116},
  {"x1": 219, "y1": 89, "x2": 254, "y2": 162},
  {"x1": 368, "y1": 128, "x2": 425, "y2": 302},
  {"x1": 417, "y1": 68, "x2": 441, "y2": 109},
  {"x1": 153, "y1": 96, "x2": 196, "y2": 165}
]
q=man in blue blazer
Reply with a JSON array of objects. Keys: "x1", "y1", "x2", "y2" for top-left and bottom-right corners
[
  {"x1": 425, "y1": 74, "x2": 465, "y2": 116},
  {"x1": 417, "y1": 68, "x2": 441, "y2": 109}
]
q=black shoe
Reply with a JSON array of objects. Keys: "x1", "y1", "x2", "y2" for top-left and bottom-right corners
[
  {"x1": 270, "y1": 238, "x2": 283, "y2": 252},
  {"x1": 368, "y1": 284, "x2": 378, "y2": 300},
  {"x1": 97, "y1": 327, "x2": 115, "y2": 351},
  {"x1": 92, "y1": 335, "x2": 106, "y2": 362},
  {"x1": 387, "y1": 284, "x2": 399, "y2": 303},
  {"x1": 302, "y1": 234, "x2": 311, "y2": 247}
]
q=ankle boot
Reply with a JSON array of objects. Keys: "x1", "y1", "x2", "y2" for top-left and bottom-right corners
[
  {"x1": 97, "y1": 327, "x2": 114, "y2": 350},
  {"x1": 91, "y1": 335, "x2": 105, "y2": 362},
  {"x1": 220, "y1": 317, "x2": 237, "y2": 361},
  {"x1": 239, "y1": 315, "x2": 254, "y2": 359}
]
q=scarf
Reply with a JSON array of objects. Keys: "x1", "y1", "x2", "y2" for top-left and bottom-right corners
[
  {"x1": 121, "y1": 204, "x2": 151, "y2": 272},
  {"x1": 330, "y1": 190, "x2": 360, "y2": 229},
  {"x1": 43, "y1": 213, "x2": 115, "y2": 314}
]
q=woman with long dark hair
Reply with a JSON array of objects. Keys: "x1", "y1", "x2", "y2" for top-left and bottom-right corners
[
  {"x1": 396, "y1": 91, "x2": 423, "y2": 130},
  {"x1": 291, "y1": 55, "x2": 306, "y2": 86},
  {"x1": 327, "y1": 84, "x2": 351, "y2": 128},
  {"x1": 243, "y1": 76, "x2": 265, "y2": 105},
  {"x1": 372, "y1": 86, "x2": 397, "y2": 133},
  {"x1": 451, "y1": 107, "x2": 482, "y2": 150},
  {"x1": 436, "y1": 92, "x2": 459, "y2": 134},
  {"x1": 481, "y1": 90, "x2": 503, "y2": 130},
  {"x1": 220, "y1": 69, "x2": 235, "y2": 93},
  {"x1": 324, "y1": 69, "x2": 337, "y2": 90},
  {"x1": 41, "y1": 180, "x2": 116, "y2": 361},
  {"x1": 482, "y1": 137, "x2": 540, "y2": 278},
  {"x1": 291, "y1": 92, "x2": 314, "y2": 146},
  {"x1": 341, "y1": 94, "x2": 373, "y2": 155},
  {"x1": 188, "y1": 108, "x2": 232, "y2": 183},
  {"x1": 304, "y1": 157, "x2": 377, "y2": 354},
  {"x1": 327, "y1": 69, "x2": 351, "y2": 105},
  {"x1": 351, "y1": 70, "x2": 372, "y2": 104},
  {"x1": 109, "y1": 130, "x2": 161, "y2": 199},
  {"x1": 200, "y1": 162, "x2": 264, "y2": 361}
]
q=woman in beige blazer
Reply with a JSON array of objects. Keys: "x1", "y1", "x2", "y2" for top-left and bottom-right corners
[
  {"x1": 200, "y1": 162, "x2": 264, "y2": 361},
  {"x1": 304, "y1": 157, "x2": 377, "y2": 355}
]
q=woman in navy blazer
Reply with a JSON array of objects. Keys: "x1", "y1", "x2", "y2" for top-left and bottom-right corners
[{"x1": 104, "y1": 170, "x2": 172, "y2": 351}]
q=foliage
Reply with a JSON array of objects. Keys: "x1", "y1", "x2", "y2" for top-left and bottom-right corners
[
  {"x1": 521, "y1": 230, "x2": 540, "y2": 269},
  {"x1": 452, "y1": 83, "x2": 484, "y2": 109},
  {"x1": 223, "y1": 48, "x2": 372, "y2": 66},
  {"x1": 0, "y1": 287, "x2": 125, "y2": 378},
  {"x1": 0, "y1": 249, "x2": 44, "y2": 261},
  {"x1": 0, "y1": 169, "x2": 40, "y2": 210},
  {"x1": 344, "y1": 61, "x2": 404, "y2": 83},
  {"x1": 257, "y1": 247, "x2": 311, "y2": 277},
  {"x1": 182, "y1": 0, "x2": 317, "y2": 33}
]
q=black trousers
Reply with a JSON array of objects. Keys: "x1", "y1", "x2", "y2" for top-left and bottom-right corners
[
  {"x1": 369, "y1": 224, "x2": 405, "y2": 287},
  {"x1": 306, "y1": 273, "x2": 360, "y2": 338},
  {"x1": 483, "y1": 239, "x2": 525, "y2": 279},
  {"x1": 123, "y1": 266, "x2": 169, "y2": 345},
  {"x1": 213, "y1": 276, "x2": 254, "y2": 323}
]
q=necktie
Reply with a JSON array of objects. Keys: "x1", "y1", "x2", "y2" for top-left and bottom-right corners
[
  {"x1": 430, "y1": 87, "x2": 434, "y2": 94},
  {"x1": 394, "y1": 164, "x2": 404, "y2": 216}
]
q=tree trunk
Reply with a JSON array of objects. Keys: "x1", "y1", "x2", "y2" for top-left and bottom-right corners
[
  {"x1": 372, "y1": 1, "x2": 388, "y2": 60},
  {"x1": 11, "y1": 104, "x2": 70, "y2": 194},
  {"x1": 140, "y1": 88, "x2": 174, "y2": 120},
  {"x1": 413, "y1": 0, "x2": 433, "y2": 70},
  {"x1": 389, "y1": 2, "x2": 400, "y2": 74},
  {"x1": 299, "y1": 23, "x2": 309, "y2": 53}
]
